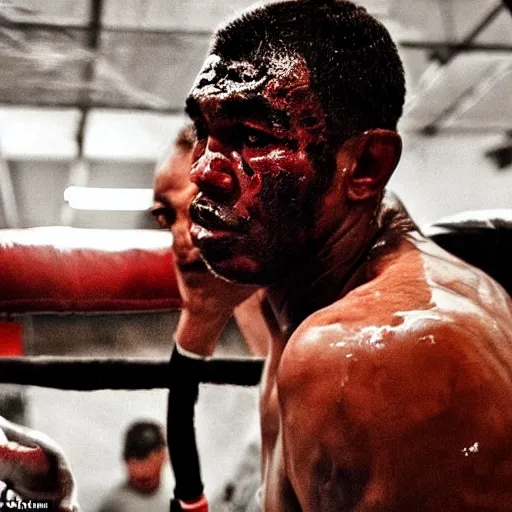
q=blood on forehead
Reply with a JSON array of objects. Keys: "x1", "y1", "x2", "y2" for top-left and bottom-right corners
[
  {"x1": 263, "y1": 58, "x2": 326, "y2": 144},
  {"x1": 189, "y1": 53, "x2": 326, "y2": 145},
  {"x1": 191, "y1": 54, "x2": 268, "y2": 96}
]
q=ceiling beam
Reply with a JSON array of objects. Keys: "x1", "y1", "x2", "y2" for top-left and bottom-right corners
[
  {"x1": 428, "y1": 2, "x2": 504, "y2": 65},
  {"x1": 400, "y1": 42, "x2": 512, "y2": 53},
  {"x1": 503, "y1": 0, "x2": 512, "y2": 16},
  {"x1": 62, "y1": 0, "x2": 103, "y2": 227},
  {"x1": 416, "y1": 125, "x2": 512, "y2": 135},
  {"x1": 428, "y1": 60, "x2": 511, "y2": 129},
  {"x1": 403, "y1": 2, "x2": 506, "y2": 131},
  {"x1": 0, "y1": 101, "x2": 181, "y2": 113},
  {"x1": 0, "y1": 20, "x2": 212, "y2": 39},
  {"x1": 76, "y1": 0, "x2": 104, "y2": 158}
]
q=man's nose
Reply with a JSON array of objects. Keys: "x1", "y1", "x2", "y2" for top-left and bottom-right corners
[
  {"x1": 173, "y1": 222, "x2": 193, "y2": 250},
  {"x1": 190, "y1": 147, "x2": 235, "y2": 201}
]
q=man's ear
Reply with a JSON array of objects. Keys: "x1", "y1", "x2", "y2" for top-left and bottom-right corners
[{"x1": 342, "y1": 129, "x2": 402, "y2": 202}]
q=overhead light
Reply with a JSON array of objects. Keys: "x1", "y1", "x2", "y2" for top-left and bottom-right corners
[{"x1": 63, "y1": 186, "x2": 153, "y2": 211}]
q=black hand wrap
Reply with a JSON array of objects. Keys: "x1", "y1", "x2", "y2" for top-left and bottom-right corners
[
  {"x1": 170, "y1": 498, "x2": 184, "y2": 512},
  {"x1": 167, "y1": 344, "x2": 206, "y2": 504}
]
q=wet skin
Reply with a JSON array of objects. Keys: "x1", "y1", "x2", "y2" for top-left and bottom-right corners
[
  {"x1": 187, "y1": 51, "x2": 512, "y2": 511},
  {"x1": 187, "y1": 54, "x2": 329, "y2": 285}
]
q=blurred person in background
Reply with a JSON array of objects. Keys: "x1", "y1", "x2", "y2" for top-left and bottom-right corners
[
  {"x1": 98, "y1": 420, "x2": 172, "y2": 512},
  {"x1": 152, "y1": 125, "x2": 266, "y2": 512},
  {"x1": 152, "y1": 124, "x2": 269, "y2": 359}
]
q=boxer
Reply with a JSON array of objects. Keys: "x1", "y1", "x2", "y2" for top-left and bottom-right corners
[{"x1": 183, "y1": 1, "x2": 512, "y2": 510}]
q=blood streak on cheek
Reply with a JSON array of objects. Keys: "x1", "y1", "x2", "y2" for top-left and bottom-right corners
[
  {"x1": 250, "y1": 150, "x2": 315, "y2": 188},
  {"x1": 248, "y1": 153, "x2": 293, "y2": 185},
  {"x1": 266, "y1": 70, "x2": 326, "y2": 148},
  {"x1": 244, "y1": 157, "x2": 286, "y2": 216}
]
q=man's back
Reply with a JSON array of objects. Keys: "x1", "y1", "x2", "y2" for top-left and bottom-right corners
[{"x1": 274, "y1": 233, "x2": 512, "y2": 511}]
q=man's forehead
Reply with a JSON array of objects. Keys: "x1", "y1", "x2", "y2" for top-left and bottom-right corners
[
  {"x1": 191, "y1": 54, "x2": 267, "y2": 95},
  {"x1": 154, "y1": 152, "x2": 191, "y2": 188},
  {"x1": 187, "y1": 52, "x2": 312, "y2": 125}
]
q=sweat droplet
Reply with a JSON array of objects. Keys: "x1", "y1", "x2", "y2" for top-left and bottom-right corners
[
  {"x1": 462, "y1": 441, "x2": 479, "y2": 457},
  {"x1": 419, "y1": 334, "x2": 436, "y2": 345}
]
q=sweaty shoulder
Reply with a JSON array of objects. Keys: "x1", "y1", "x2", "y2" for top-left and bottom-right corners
[
  {"x1": 278, "y1": 233, "x2": 512, "y2": 447},
  {"x1": 292, "y1": 232, "x2": 512, "y2": 350},
  {"x1": 277, "y1": 236, "x2": 512, "y2": 508}
]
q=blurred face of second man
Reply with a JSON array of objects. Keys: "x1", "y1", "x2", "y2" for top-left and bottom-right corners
[
  {"x1": 152, "y1": 129, "x2": 206, "y2": 273},
  {"x1": 126, "y1": 448, "x2": 166, "y2": 494}
]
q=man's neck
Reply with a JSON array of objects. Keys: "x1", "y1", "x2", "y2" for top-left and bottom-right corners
[{"x1": 267, "y1": 193, "x2": 417, "y2": 336}]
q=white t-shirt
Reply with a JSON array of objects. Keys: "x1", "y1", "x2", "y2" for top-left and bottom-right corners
[{"x1": 98, "y1": 474, "x2": 174, "y2": 512}]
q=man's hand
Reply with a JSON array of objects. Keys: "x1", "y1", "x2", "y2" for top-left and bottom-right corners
[
  {"x1": 175, "y1": 258, "x2": 255, "y2": 317},
  {"x1": 0, "y1": 416, "x2": 79, "y2": 512},
  {"x1": 173, "y1": 259, "x2": 257, "y2": 356}
]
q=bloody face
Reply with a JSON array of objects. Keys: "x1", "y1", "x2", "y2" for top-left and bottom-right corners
[{"x1": 187, "y1": 53, "x2": 333, "y2": 285}]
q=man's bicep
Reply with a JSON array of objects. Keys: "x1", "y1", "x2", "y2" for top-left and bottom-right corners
[
  {"x1": 277, "y1": 340, "x2": 372, "y2": 510},
  {"x1": 278, "y1": 329, "x2": 456, "y2": 447},
  {"x1": 278, "y1": 328, "x2": 489, "y2": 508}
]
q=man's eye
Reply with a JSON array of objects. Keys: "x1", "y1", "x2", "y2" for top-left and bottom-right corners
[
  {"x1": 242, "y1": 128, "x2": 276, "y2": 148},
  {"x1": 150, "y1": 208, "x2": 176, "y2": 229},
  {"x1": 194, "y1": 121, "x2": 208, "y2": 141}
]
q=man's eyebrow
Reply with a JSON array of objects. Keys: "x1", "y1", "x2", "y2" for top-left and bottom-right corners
[
  {"x1": 150, "y1": 195, "x2": 172, "y2": 209},
  {"x1": 185, "y1": 94, "x2": 289, "y2": 129},
  {"x1": 222, "y1": 96, "x2": 290, "y2": 129},
  {"x1": 149, "y1": 200, "x2": 163, "y2": 211}
]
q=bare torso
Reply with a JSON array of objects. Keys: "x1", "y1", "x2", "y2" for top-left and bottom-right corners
[{"x1": 260, "y1": 231, "x2": 512, "y2": 511}]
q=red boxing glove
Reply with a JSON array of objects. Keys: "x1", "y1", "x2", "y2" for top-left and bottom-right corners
[{"x1": 179, "y1": 493, "x2": 208, "y2": 512}]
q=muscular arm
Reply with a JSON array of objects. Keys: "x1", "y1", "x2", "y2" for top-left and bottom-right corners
[
  {"x1": 277, "y1": 319, "x2": 512, "y2": 512},
  {"x1": 234, "y1": 289, "x2": 270, "y2": 357},
  {"x1": 168, "y1": 261, "x2": 266, "y2": 508},
  {"x1": 172, "y1": 256, "x2": 267, "y2": 356}
]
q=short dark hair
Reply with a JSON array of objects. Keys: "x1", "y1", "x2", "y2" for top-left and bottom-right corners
[
  {"x1": 123, "y1": 421, "x2": 166, "y2": 461},
  {"x1": 174, "y1": 123, "x2": 195, "y2": 153},
  {"x1": 212, "y1": 0, "x2": 405, "y2": 147}
]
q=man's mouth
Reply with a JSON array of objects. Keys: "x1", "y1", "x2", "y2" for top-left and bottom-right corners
[{"x1": 190, "y1": 196, "x2": 247, "y2": 233}]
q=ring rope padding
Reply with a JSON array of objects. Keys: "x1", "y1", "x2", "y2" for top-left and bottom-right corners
[{"x1": 0, "y1": 356, "x2": 265, "y2": 390}]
